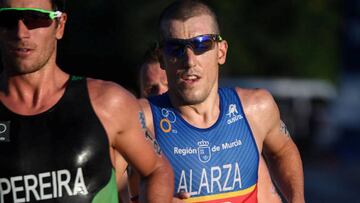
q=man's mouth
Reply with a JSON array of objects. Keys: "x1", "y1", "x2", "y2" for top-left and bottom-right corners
[
  {"x1": 180, "y1": 74, "x2": 201, "y2": 85},
  {"x1": 11, "y1": 47, "x2": 33, "y2": 56}
]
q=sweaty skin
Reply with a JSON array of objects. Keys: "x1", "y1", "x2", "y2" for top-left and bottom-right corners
[
  {"x1": 138, "y1": 93, "x2": 283, "y2": 203},
  {"x1": 0, "y1": 0, "x2": 174, "y2": 202},
  {"x1": 128, "y1": 48, "x2": 281, "y2": 203},
  {"x1": 127, "y1": 13, "x2": 285, "y2": 203},
  {"x1": 155, "y1": 11, "x2": 304, "y2": 203}
]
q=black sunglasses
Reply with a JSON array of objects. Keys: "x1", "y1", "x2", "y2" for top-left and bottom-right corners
[
  {"x1": 161, "y1": 34, "x2": 223, "y2": 58},
  {"x1": 0, "y1": 8, "x2": 62, "y2": 30}
]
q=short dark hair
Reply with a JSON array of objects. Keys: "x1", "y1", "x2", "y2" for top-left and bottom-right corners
[
  {"x1": 0, "y1": 0, "x2": 65, "y2": 11},
  {"x1": 52, "y1": 0, "x2": 66, "y2": 11},
  {"x1": 140, "y1": 42, "x2": 161, "y2": 66},
  {"x1": 137, "y1": 43, "x2": 162, "y2": 96},
  {"x1": 158, "y1": 0, "x2": 220, "y2": 39}
]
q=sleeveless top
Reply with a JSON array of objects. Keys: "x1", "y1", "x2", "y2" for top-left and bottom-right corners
[
  {"x1": 149, "y1": 87, "x2": 259, "y2": 203},
  {"x1": 0, "y1": 76, "x2": 118, "y2": 203}
]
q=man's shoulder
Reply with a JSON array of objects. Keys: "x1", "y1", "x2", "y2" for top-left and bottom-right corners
[
  {"x1": 86, "y1": 78, "x2": 138, "y2": 109},
  {"x1": 138, "y1": 98, "x2": 151, "y2": 113},
  {"x1": 138, "y1": 95, "x2": 164, "y2": 119},
  {"x1": 233, "y1": 87, "x2": 280, "y2": 140},
  {"x1": 86, "y1": 77, "x2": 123, "y2": 91},
  {"x1": 233, "y1": 86, "x2": 278, "y2": 114}
]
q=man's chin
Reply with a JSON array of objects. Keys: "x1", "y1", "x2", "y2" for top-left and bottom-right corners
[{"x1": 179, "y1": 91, "x2": 207, "y2": 105}]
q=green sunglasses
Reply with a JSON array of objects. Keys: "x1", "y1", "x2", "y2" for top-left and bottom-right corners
[{"x1": 0, "y1": 8, "x2": 62, "y2": 29}]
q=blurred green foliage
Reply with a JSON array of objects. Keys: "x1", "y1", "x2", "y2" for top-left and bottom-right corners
[{"x1": 60, "y1": 0, "x2": 341, "y2": 89}]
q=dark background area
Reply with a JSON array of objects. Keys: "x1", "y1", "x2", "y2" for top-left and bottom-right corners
[
  {"x1": 58, "y1": 0, "x2": 340, "y2": 93},
  {"x1": 55, "y1": 0, "x2": 359, "y2": 202}
]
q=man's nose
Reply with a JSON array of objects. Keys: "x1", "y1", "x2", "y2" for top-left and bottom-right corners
[
  {"x1": 15, "y1": 20, "x2": 31, "y2": 39},
  {"x1": 182, "y1": 46, "x2": 197, "y2": 69}
]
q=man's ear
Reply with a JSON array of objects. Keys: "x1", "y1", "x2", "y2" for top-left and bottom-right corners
[
  {"x1": 217, "y1": 40, "x2": 228, "y2": 65},
  {"x1": 56, "y1": 13, "x2": 67, "y2": 40}
]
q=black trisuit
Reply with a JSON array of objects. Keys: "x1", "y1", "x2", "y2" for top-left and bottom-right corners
[{"x1": 0, "y1": 76, "x2": 118, "y2": 203}]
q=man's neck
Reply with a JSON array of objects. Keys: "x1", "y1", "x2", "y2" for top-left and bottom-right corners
[
  {"x1": 0, "y1": 67, "x2": 69, "y2": 115},
  {"x1": 172, "y1": 88, "x2": 220, "y2": 129}
]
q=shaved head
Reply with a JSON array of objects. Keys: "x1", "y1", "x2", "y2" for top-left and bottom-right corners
[
  {"x1": 0, "y1": 0, "x2": 65, "y2": 11},
  {"x1": 158, "y1": 0, "x2": 220, "y2": 39}
]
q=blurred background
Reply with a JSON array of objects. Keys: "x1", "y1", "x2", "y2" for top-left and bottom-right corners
[{"x1": 56, "y1": 0, "x2": 359, "y2": 202}]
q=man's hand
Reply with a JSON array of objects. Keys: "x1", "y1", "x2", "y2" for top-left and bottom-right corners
[{"x1": 172, "y1": 191, "x2": 190, "y2": 203}]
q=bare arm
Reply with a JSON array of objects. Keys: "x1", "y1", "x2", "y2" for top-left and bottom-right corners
[
  {"x1": 89, "y1": 79, "x2": 174, "y2": 203},
  {"x1": 114, "y1": 152, "x2": 130, "y2": 203},
  {"x1": 127, "y1": 99, "x2": 188, "y2": 203},
  {"x1": 257, "y1": 155, "x2": 282, "y2": 203},
  {"x1": 264, "y1": 119, "x2": 304, "y2": 203},
  {"x1": 237, "y1": 88, "x2": 305, "y2": 203},
  {"x1": 114, "y1": 97, "x2": 173, "y2": 203},
  {"x1": 259, "y1": 91, "x2": 305, "y2": 203}
]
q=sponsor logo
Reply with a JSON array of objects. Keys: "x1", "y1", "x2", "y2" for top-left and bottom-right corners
[
  {"x1": 160, "y1": 108, "x2": 177, "y2": 133},
  {"x1": 197, "y1": 140, "x2": 211, "y2": 163},
  {"x1": 226, "y1": 104, "x2": 243, "y2": 124},
  {"x1": 160, "y1": 119, "x2": 171, "y2": 133},
  {"x1": 0, "y1": 121, "x2": 10, "y2": 142}
]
